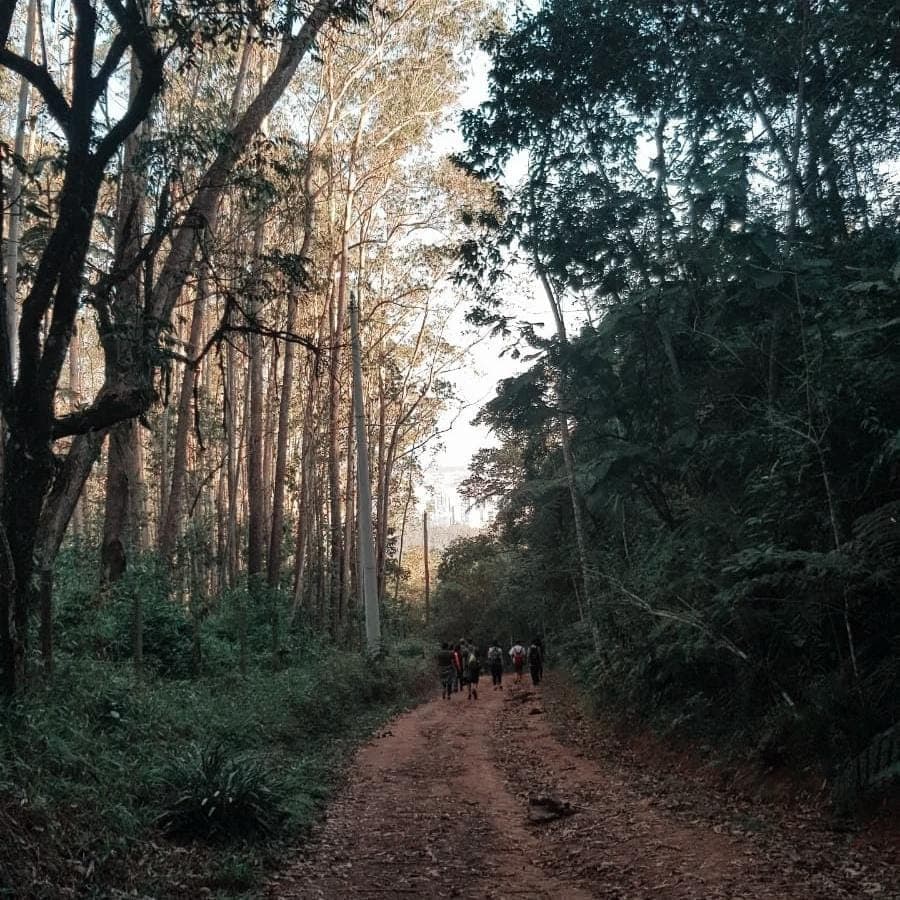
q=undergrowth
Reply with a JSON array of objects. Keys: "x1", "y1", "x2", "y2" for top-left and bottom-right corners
[{"x1": 0, "y1": 631, "x2": 429, "y2": 898}]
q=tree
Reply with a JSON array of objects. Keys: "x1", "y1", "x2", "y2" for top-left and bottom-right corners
[
  {"x1": 456, "y1": 0, "x2": 900, "y2": 768},
  {"x1": 0, "y1": 0, "x2": 364, "y2": 695}
]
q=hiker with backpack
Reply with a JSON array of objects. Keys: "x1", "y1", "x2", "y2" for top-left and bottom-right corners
[
  {"x1": 437, "y1": 642, "x2": 455, "y2": 700},
  {"x1": 465, "y1": 644, "x2": 481, "y2": 700},
  {"x1": 487, "y1": 640, "x2": 504, "y2": 690},
  {"x1": 509, "y1": 641, "x2": 527, "y2": 684},
  {"x1": 451, "y1": 643, "x2": 465, "y2": 693},
  {"x1": 528, "y1": 637, "x2": 544, "y2": 686}
]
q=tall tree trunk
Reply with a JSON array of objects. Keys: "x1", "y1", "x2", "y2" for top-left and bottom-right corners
[
  {"x1": 3, "y1": 0, "x2": 37, "y2": 372},
  {"x1": 340, "y1": 415, "x2": 355, "y2": 639},
  {"x1": 289, "y1": 351, "x2": 322, "y2": 624},
  {"x1": 375, "y1": 362, "x2": 388, "y2": 601},
  {"x1": 349, "y1": 296, "x2": 380, "y2": 655},
  {"x1": 68, "y1": 327, "x2": 85, "y2": 540},
  {"x1": 101, "y1": 42, "x2": 150, "y2": 586},
  {"x1": 225, "y1": 331, "x2": 241, "y2": 586},
  {"x1": 247, "y1": 228, "x2": 267, "y2": 578},
  {"x1": 270, "y1": 155, "x2": 317, "y2": 587},
  {"x1": 158, "y1": 275, "x2": 208, "y2": 561},
  {"x1": 392, "y1": 466, "x2": 413, "y2": 604},
  {"x1": 327, "y1": 272, "x2": 344, "y2": 635},
  {"x1": 261, "y1": 345, "x2": 278, "y2": 544},
  {"x1": 268, "y1": 296, "x2": 298, "y2": 587},
  {"x1": 422, "y1": 509, "x2": 430, "y2": 626},
  {"x1": 102, "y1": 421, "x2": 141, "y2": 585}
]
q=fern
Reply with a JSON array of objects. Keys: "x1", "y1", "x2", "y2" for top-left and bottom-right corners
[
  {"x1": 852, "y1": 501, "x2": 900, "y2": 569},
  {"x1": 833, "y1": 723, "x2": 900, "y2": 810}
]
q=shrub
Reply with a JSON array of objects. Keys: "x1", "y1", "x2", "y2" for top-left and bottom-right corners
[{"x1": 156, "y1": 743, "x2": 284, "y2": 840}]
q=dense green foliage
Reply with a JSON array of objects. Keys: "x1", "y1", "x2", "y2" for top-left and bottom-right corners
[
  {"x1": 0, "y1": 549, "x2": 429, "y2": 897},
  {"x1": 449, "y1": 0, "x2": 900, "y2": 791}
]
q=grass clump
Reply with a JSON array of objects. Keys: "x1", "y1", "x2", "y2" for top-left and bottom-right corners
[{"x1": 157, "y1": 743, "x2": 284, "y2": 840}]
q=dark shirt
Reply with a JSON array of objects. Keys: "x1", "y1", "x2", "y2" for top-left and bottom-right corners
[{"x1": 437, "y1": 649, "x2": 453, "y2": 669}]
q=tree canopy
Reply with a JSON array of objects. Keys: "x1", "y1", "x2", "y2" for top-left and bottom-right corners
[{"x1": 448, "y1": 0, "x2": 900, "y2": 779}]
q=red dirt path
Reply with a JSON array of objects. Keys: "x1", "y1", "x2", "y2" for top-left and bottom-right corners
[{"x1": 267, "y1": 675, "x2": 899, "y2": 899}]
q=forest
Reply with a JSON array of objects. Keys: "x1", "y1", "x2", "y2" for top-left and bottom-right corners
[
  {"x1": 444, "y1": 0, "x2": 900, "y2": 801},
  {"x1": 1, "y1": 0, "x2": 898, "y2": 897}
]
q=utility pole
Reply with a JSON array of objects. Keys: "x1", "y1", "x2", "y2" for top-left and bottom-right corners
[
  {"x1": 4, "y1": 0, "x2": 37, "y2": 373},
  {"x1": 423, "y1": 510, "x2": 430, "y2": 624},
  {"x1": 349, "y1": 292, "x2": 381, "y2": 655}
]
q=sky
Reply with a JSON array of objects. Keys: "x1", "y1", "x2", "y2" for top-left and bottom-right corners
[
  {"x1": 420, "y1": 50, "x2": 500, "y2": 521},
  {"x1": 406, "y1": 14, "x2": 592, "y2": 530}
]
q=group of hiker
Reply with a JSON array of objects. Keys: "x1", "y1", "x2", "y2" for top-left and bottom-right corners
[{"x1": 436, "y1": 637, "x2": 544, "y2": 700}]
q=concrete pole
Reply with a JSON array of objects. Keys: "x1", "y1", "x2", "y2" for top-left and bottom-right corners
[{"x1": 349, "y1": 292, "x2": 381, "y2": 655}]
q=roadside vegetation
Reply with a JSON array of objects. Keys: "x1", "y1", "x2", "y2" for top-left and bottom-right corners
[{"x1": 0, "y1": 548, "x2": 429, "y2": 897}]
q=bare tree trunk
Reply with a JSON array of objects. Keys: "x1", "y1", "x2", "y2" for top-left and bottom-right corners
[
  {"x1": 262, "y1": 344, "x2": 278, "y2": 540},
  {"x1": 101, "y1": 42, "x2": 151, "y2": 586},
  {"x1": 268, "y1": 296, "x2": 297, "y2": 587},
  {"x1": 422, "y1": 509, "x2": 430, "y2": 626},
  {"x1": 215, "y1": 459, "x2": 228, "y2": 595},
  {"x1": 350, "y1": 296, "x2": 380, "y2": 654},
  {"x1": 375, "y1": 362, "x2": 388, "y2": 600},
  {"x1": 158, "y1": 403, "x2": 170, "y2": 542},
  {"x1": 159, "y1": 275, "x2": 208, "y2": 560},
  {"x1": 3, "y1": 0, "x2": 37, "y2": 371},
  {"x1": 290, "y1": 361, "x2": 318, "y2": 617},
  {"x1": 393, "y1": 467, "x2": 413, "y2": 604},
  {"x1": 327, "y1": 265, "x2": 345, "y2": 635},
  {"x1": 271, "y1": 156, "x2": 317, "y2": 587},
  {"x1": 68, "y1": 327, "x2": 84, "y2": 540},
  {"x1": 340, "y1": 415, "x2": 355, "y2": 639},
  {"x1": 133, "y1": 425, "x2": 149, "y2": 551},
  {"x1": 102, "y1": 421, "x2": 141, "y2": 585},
  {"x1": 247, "y1": 277, "x2": 266, "y2": 577},
  {"x1": 315, "y1": 473, "x2": 327, "y2": 629},
  {"x1": 225, "y1": 332, "x2": 240, "y2": 586},
  {"x1": 246, "y1": 40, "x2": 273, "y2": 581}
]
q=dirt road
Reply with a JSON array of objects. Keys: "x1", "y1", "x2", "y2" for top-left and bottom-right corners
[{"x1": 268, "y1": 675, "x2": 899, "y2": 899}]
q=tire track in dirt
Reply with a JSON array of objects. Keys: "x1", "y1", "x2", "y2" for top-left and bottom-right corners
[
  {"x1": 267, "y1": 674, "x2": 899, "y2": 899},
  {"x1": 268, "y1": 683, "x2": 591, "y2": 899}
]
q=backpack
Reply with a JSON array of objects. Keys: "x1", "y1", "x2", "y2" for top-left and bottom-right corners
[
  {"x1": 487, "y1": 646, "x2": 502, "y2": 664},
  {"x1": 513, "y1": 647, "x2": 525, "y2": 664}
]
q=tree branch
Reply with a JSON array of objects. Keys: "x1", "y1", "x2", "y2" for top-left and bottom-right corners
[
  {"x1": 51, "y1": 383, "x2": 151, "y2": 438},
  {"x1": 91, "y1": 30, "x2": 130, "y2": 103},
  {"x1": 0, "y1": 50, "x2": 71, "y2": 135}
]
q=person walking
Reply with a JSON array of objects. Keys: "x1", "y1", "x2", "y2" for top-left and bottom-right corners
[
  {"x1": 465, "y1": 644, "x2": 481, "y2": 700},
  {"x1": 509, "y1": 641, "x2": 526, "y2": 684},
  {"x1": 451, "y1": 643, "x2": 464, "y2": 693},
  {"x1": 487, "y1": 640, "x2": 504, "y2": 690},
  {"x1": 437, "y1": 642, "x2": 455, "y2": 700},
  {"x1": 528, "y1": 637, "x2": 544, "y2": 686}
]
